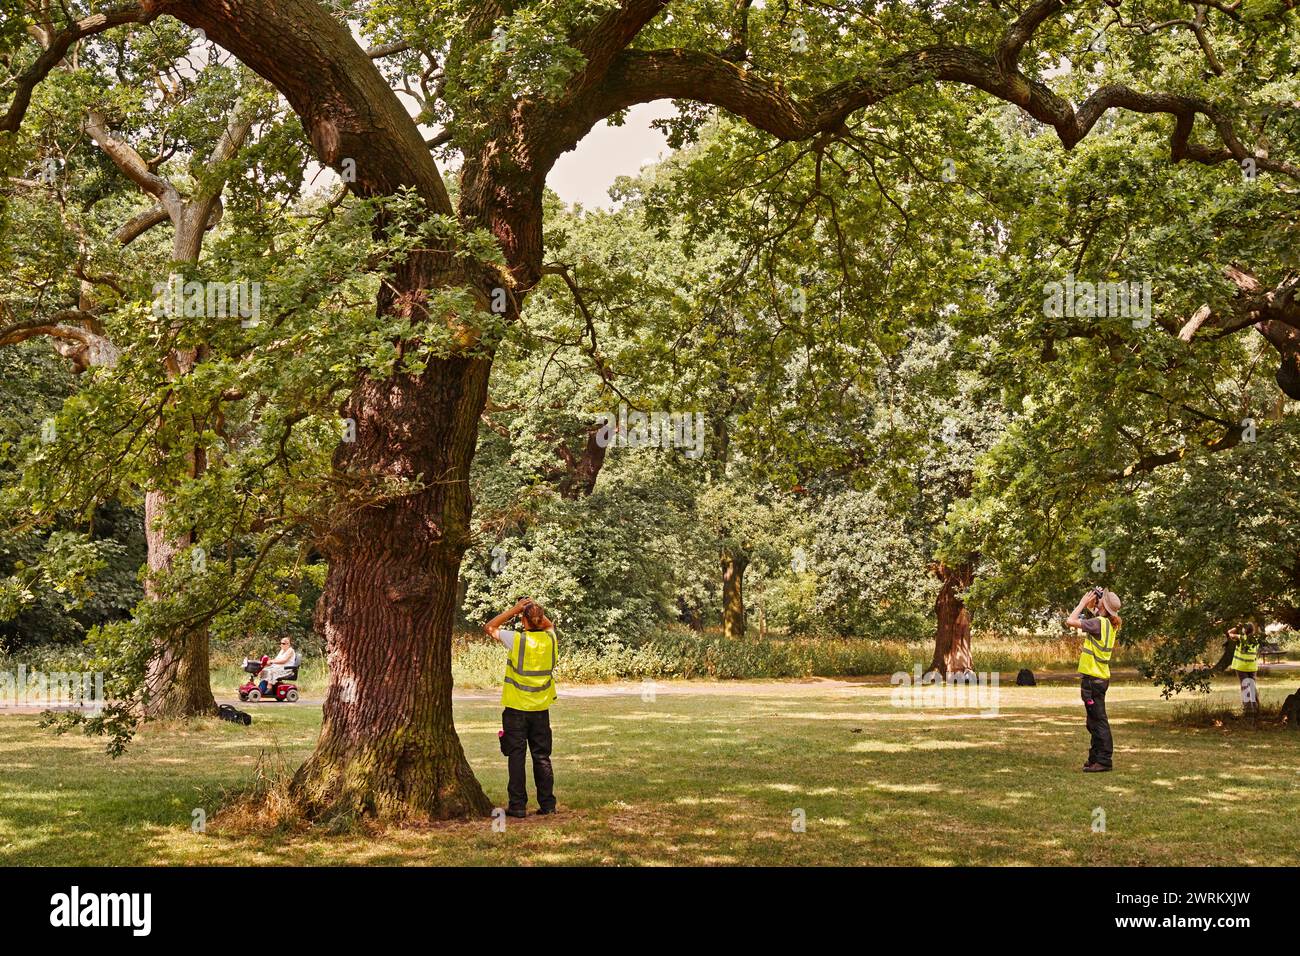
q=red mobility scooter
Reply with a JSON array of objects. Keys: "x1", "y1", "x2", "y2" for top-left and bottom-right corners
[{"x1": 238, "y1": 652, "x2": 301, "y2": 703}]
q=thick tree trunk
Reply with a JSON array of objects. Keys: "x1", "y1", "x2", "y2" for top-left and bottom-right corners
[
  {"x1": 292, "y1": 345, "x2": 495, "y2": 821},
  {"x1": 721, "y1": 549, "x2": 748, "y2": 640},
  {"x1": 153, "y1": 0, "x2": 551, "y2": 820},
  {"x1": 928, "y1": 560, "x2": 975, "y2": 677}
]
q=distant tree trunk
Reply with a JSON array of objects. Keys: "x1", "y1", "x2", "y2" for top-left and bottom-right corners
[
  {"x1": 1282, "y1": 556, "x2": 1300, "y2": 630},
  {"x1": 678, "y1": 598, "x2": 704, "y2": 631},
  {"x1": 455, "y1": 575, "x2": 469, "y2": 617},
  {"x1": 1280, "y1": 688, "x2": 1300, "y2": 728},
  {"x1": 721, "y1": 548, "x2": 748, "y2": 640},
  {"x1": 142, "y1": 489, "x2": 217, "y2": 718},
  {"x1": 555, "y1": 425, "x2": 607, "y2": 499},
  {"x1": 138, "y1": 373, "x2": 219, "y2": 717},
  {"x1": 29, "y1": 110, "x2": 245, "y2": 720},
  {"x1": 928, "y1": 560, "x2": 975, "y2": 676},
  {"x1": 1213, "y1": 637, "x2": 1236, "y2": 673}
]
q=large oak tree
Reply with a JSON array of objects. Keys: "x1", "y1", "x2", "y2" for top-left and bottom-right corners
[{"x1": 5, "y1": 0, "x2": 1296, "y2": 820}]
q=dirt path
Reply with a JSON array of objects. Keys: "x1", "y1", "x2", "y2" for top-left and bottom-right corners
[
  {"x1": 221, "y1": 662, "x2": 1299, "y2": 707},
  {"x1": 4, "y1": 664, "x2": 1295, "y2": 715},
  {"x1": 454, "y1": 661, "x2": 1297, "y2": 697}
]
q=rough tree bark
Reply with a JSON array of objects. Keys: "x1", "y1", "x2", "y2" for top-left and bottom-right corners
[
  {"x1": 298, "y1": 350, "x2": 494, "y2": 819},
  {"x1": 927, "y1": 560, "x2": 975, "y2": 677},
  {"x1": 150, "y1": 0, "x2": 548, "y2": 819},
  {"x1": 554, "y1": 426, "x2": 608, "y2": 500},
  {"x1": 721, "y1": 548, "x2": 748, "y2": 640}
]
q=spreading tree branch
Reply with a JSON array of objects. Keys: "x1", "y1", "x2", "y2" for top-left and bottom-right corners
[
  {"x1": 554, "y1": 0, "x2": 1297, "y2": 182},
  {"x1": 1, "y1": 5, "x2": 157, "y2": 133},
  {"x1": 85, "y1": 109, "x2": 185, "y2": 220},
  {"x1": 0, "y1": 309, "x2": 121, "y2": 369}
]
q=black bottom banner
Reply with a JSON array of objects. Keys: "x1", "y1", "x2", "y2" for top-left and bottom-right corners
[{"x1": 0, "y1": 865, "x2": 1280, "y2": 942}]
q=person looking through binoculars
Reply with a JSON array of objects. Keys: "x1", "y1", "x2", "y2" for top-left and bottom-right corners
[
  {"x1": 1066, "y1": 587, "x2": 1123, "y2": 773},
  {"x1": 484, "y1": 597, "x2": 559, "y2": 817}
]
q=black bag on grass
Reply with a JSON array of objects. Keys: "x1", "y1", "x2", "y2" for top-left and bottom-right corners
[
  {"x1": 218, "y1": 704, "x2": 252, "y2": 726},
  {"x1": 1015, "y1": 668, "x2": 1037, "y2": 687}
]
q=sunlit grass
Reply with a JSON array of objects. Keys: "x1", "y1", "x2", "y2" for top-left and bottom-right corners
[{"x1": 0, "y1": 677, "x2": 1297, "y2": 865}]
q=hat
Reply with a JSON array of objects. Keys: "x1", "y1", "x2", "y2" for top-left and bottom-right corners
[{"x1": 1099, "y1": 590, "x2": 1122, "y2": 616}]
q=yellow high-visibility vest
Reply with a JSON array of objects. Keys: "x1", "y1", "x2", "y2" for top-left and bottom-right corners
[
  {"x1": 1231, "y1": 633, "x2": 1260, "y2": 673},
  {"x1": 501, "y1": 628, "x2": 557, "y2": 711},
  {"x1": 1078, "y1": 617, "x2": 1117, "y2": 680}
]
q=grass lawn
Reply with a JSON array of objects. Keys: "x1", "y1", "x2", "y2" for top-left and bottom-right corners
[{"x1": 1, "y1": 677, "x2": 1297, "y2": 866}]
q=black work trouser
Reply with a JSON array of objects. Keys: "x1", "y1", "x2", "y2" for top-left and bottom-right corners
[
  {"x1": 502, "y1": 707, "x2": 555, "y2": 812},
  {"x1": 1081, "y1": 676, "x2": 1113, "y2": 768}
]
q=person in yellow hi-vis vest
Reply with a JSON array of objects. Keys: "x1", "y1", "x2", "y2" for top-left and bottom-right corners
[
  {"x1": 1227, "y1": 622, "x2": 1261, "y2": 721},
  {"x1": 1066, "y1": 587, "x2": 1123, "y2": 773},
  {"x1": 484, "y1": 596, "x2": 558, "y2": 817}
]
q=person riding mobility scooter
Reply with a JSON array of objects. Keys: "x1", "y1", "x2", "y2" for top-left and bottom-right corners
[{"x1": 238, "y1": 644, "x2": 301, "y2": 703}]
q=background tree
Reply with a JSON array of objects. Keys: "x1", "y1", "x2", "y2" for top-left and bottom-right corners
[{"x1": 947, "y1": 85, "x2": 1299, "y2": 694}]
